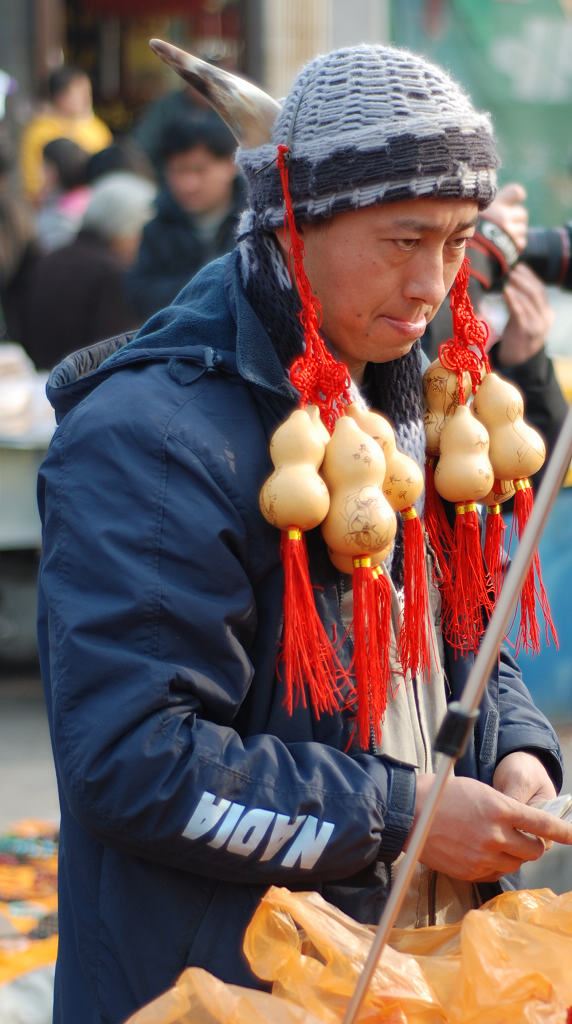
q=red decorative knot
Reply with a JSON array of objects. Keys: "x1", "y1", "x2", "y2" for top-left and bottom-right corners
[
  {"x1": 276, "y1": 144, "x2": 351, "y2": 432},
  {"x1": 438, "y1": 257, "x2": 491, "y2": 398}
]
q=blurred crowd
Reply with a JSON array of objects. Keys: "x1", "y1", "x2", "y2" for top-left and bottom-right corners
[{"x1": 0, "y1": 62, "x2": 246, "y2": 373}]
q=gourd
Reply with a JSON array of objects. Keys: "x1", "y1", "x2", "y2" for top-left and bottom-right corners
[
  {"x1": 472, "y1": 372, "x2": 545, "y2": 481},
  {"x1": 320, "y1": 415, "x2": 396, "y2": 567},
  {"x1": 481, "y1": 478, "x2": 516, "y2": 506},
  {"x1": 259, "y1": 406, "x2": 330, "y2": 530},
  {"x1": 433, "y1": 404, "x2": 494, "y2": 503},
  {"x1": 382, "y1": 446, "x2": 424, "y2": 513},
  {"x1": 423, "y1": 359, "x2": 473, "y2": 455},
  {"x1": 345, "y1": 402, "x2": 423, "y2": 512},
  {"x1": 346, "y1": 403, "x2": 395, "y2": 457},
  {"x1": 473, "y1": 372, "x2": 556, "y2": 654}
]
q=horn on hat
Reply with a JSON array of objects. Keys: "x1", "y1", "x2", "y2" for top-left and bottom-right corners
[{"x1": 149, "y1": 39, "x2": 281, "y2": 148}]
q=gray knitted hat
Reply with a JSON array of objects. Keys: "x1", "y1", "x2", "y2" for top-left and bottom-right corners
[{"x1": 237, "y1": 44, "x2": 499, "y2": 228}]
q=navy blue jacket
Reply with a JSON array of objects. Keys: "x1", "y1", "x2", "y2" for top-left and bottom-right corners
[{"x1": 37, "y1": 251, "x2": 563, "y2": 1024}]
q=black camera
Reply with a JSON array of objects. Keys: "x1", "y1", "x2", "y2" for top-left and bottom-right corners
[
  {"x1": 469, "y1": 219, "x2": 572, "y2": 291},
  {"x1": 521, "y1": 223, "x2": 572, "y2": 289}
]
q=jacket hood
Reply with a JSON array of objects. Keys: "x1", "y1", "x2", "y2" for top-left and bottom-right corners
[{"x1": 46, "y1": 248, "x2": 296, "y2": 424}]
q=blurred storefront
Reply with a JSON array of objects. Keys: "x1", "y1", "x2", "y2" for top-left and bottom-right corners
[
  {"x1": 0, "y1": 0, "x2": 389, "y2": 135},
  {"x1": 66, "y1": 0, "x2": 256, "y2": 133},
  {"x1": 0, "y1": 0, "x2": 259, "y2": 134}
]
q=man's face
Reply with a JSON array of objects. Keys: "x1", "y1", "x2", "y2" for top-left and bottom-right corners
[
  {"x1": 279, "y1": 197, "x2": 479, "y2": 380},
  {"x1": 165, "y1": 145, "x2": 236, "y2": 216}
]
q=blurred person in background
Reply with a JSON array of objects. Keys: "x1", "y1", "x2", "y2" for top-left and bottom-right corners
[
  {"x1": 126, "y1": 115, "x2": 245, "y2": 321},
  {"x1": 20, "y1": 171, "x2": 156, "y2": 370},
  {"x1": 35, "y1": 137, "x2": 91, "y2": 253},
  {"x1": 130, "y1": 48, "x2": 228, "y2": 176},
  {"x1": 477, "y1": 183, "x2": 568, "y2": 463},
  {"x1": 84, "y1": 137, "x2": 156, "y2": 187},
  {"x1": 19, "y1": 66, "x2": 112, "y2": 204},
  {"x1": 0, "y1": 130, "x2": 40, "y2": 343}
]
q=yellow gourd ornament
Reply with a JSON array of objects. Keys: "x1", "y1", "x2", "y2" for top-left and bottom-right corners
[
  {"x1": 422, "y1": 360, "x2": 474, "y2": 594},
  {"x1": 321, "y1": 415, "x2": 397, "y2": 748},
  {"x1": 320, "y1": 416, "x2": 397, "y2": 562},
  {"x1": 423, "y1": 359, "x2": 473, "y2": 457},
  {"x1": 472, "y1": 371, "x2": 545, "y2": 479},
  {"x1": 259, "y1": 406, "x2": 330, "y2": 531},
  {"x1": 259, "y1": 406, "x2": 344, "y2": 717},
  {"x1": 433, "y1": 404, "x2": 494, "y2": 503},
  {"x1": 346, "y1": 403, "x2": 395, "y2": 455},
  {"x1": 421, "y1": 256, "x2": 494, "y2": 654},
  {"x1": 472, "y1": 371, "x2": 556, "y2": 654},
  {"x1": 347, "y1": 404, "x2": 432, "y2": 679},
  {"x1": 433, "y1": 403, "x2": 495, "y2": 653}
]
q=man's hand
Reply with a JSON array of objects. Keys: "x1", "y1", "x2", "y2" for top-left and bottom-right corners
[
  {"x1": 408, "y1": 770, "x2": 571, "y2": 883},
  {"x1": 496, "y1": 262, "x2": 555, "y2": 366},
  {"x1": 481, "y1": 182, "x2": 529, "y2": 253},
  {"x1": 493, "y1": 750, "x2": 558, "y2": 853},
  {"x1": 492, "y1": 750, "x2": 557, "y2": 805}
]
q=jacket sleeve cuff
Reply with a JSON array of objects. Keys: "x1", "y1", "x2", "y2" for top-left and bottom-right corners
[
  {"x1": 488, "y1": 339, "x2": 547, "y2": 379},
  {"x1": 377, "y1": 759, "x2": 417, "y2": 863}
]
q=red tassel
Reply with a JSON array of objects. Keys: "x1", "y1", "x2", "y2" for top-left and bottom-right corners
[
  {"x1": 399, "y1": 506, "x2": 432, "y2": 679},
  {"x1": 511, "y1": 480, "x2": 558, "y2": 655},
  {"x1": 270, "y1": 144, "x2": 353, "y2": 724},
  {"x1": 484, "y1": 502, "x2": 507, "y2": 601},
  {"x1": 442, "y1": 502, "x2": 493, "y2": 654},
  {"x1": 280, "y1": 528, "x2": 345, "y2": 717},
  {"x1": 424, "y1": 455, "x2": 454, "y2": 592},
  {"x1": 351, "y1": 557, "x2": 391, "y2": 749}
]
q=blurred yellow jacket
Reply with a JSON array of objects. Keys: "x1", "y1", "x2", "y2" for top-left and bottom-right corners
[{"x1": 19, "y1": 112, "x2": 112, "y2": 201}]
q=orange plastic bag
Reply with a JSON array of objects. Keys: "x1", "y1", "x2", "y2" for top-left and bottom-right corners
[
  {"x1": 126, "y1": 886, "x2": 572, "y2": 1024},
  {"x1": 123, "y1": 965, "x2": 326, "y2": 1023},
  {"x1": 244, "y1": 886, "x2": 446, "y2": 1023}
]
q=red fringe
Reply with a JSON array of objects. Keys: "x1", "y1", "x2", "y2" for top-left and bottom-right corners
[
  {"x1": 280, "y1": 529, "x2": 345, "y2": 717},
  {"x1": 511, "y1": 481, "x2": 558, "y2": 656},
  {"x1": 399, "y1": 507, "x2": 432, "y2": 679},
  {"x1": 352, "y1": 559, "x2": 391, "y2": 749},
  {"x1": 484, "y1": 503, "x2": 507, "y2": 601},
  {"x1": 442, "y1": 503, "x2": 493, "y2": 655},
  {"x1": 424, "y1": 456, "x2": 454, "y2": 594}
]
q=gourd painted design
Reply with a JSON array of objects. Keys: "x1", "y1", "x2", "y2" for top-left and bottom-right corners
[{"x1": 423, "y1": 358, "x2": 473, "y2": 455}]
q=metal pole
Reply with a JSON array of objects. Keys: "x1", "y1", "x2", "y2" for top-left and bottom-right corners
[{"x1": 342, "y1": 403, "x2": 572, "y2": 1024}]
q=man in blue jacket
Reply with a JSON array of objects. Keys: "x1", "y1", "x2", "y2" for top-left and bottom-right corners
[{"x1": 37, "y1": 42, "x2": 572, "y2": 1024}]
